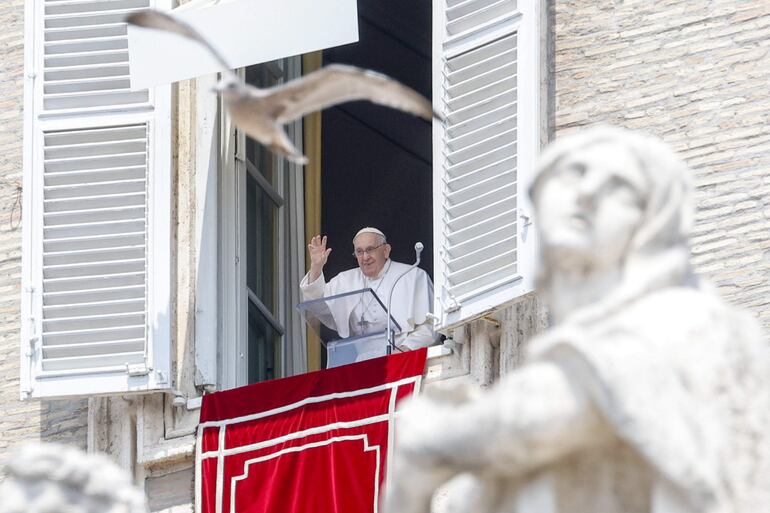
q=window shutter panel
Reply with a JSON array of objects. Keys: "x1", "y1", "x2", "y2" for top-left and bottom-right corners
[
  {"x1": 21, "y1": 0, "x2": 172, "y2": 399},
  {"x1": 432, "y1": 0, "x2": 540, "y2": 330}
]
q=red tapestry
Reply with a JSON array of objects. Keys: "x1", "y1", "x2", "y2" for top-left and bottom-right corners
[{"x1": 196, "y1": 348, "x2": 427, "y2": 513}]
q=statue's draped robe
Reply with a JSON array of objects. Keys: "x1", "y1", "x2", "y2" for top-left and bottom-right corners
[{"x1": 487, "y1": 287, "x2": 770, "y2": 513}]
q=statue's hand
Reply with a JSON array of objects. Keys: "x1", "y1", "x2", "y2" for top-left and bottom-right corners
[
  {"x1": 383, "y1": 393, "x2": 466, "y2": 513},
  {"x1": 383, "y1": 450, "x2": 456, "y2": 513}
]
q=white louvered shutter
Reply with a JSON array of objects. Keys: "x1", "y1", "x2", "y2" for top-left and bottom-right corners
[
  {"x1": 432, "y1": 0, "x2": 540, "y2": 330},
  {"x1": 20, "y1": 0, "x2": 172, "y2": 399}
]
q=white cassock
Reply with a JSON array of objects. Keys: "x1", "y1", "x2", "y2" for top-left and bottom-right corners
[{"x1": 299, "y1": 259, "x2": 436, "y2": 354}]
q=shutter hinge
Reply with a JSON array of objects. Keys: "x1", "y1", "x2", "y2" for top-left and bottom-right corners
[
  {"x1": 25, "y1": 336, "x2": 38, "y2": 357},
  {"x1": 444, "y1": 292, "x2": 461, "y2": 313},
  {"x1": 127, "y1": 363, "x2": 150, "y2": 377},
  {"x1": 519, "y1": 210, "x2": 532, "y2": 228}
]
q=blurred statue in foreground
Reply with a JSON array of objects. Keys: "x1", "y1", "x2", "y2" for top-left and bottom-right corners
[
  {"x1": 385, "y1": 126, "x2": 770, "y2": 513},
  {"x1": 0, "y1": 443, "x2": 147, "y2": 513}
]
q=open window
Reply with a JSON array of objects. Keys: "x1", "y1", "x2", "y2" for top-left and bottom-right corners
[
  {"x1": 215, "y1": 0, "x2": 542, "y2": 386},
  {"x1": 317, "y1": 0, "x2": 541, "y2": 332},
  {"x1": 219, "y1": 59, "x2": 307, "y2": 389}
]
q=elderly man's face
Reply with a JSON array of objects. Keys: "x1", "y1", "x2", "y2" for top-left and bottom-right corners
[
  {"x1": 536, "y1": 142, "x2": 647, "y2": 269},
  {"x1": 353, "y1": 232, "x2": 391, "y2": 278}
]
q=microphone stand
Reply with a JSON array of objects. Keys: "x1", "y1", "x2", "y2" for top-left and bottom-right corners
[{"x1": 386, "y1": 242, "x2": 424, "y2": 355}]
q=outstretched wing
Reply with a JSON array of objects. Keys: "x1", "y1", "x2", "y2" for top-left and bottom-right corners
[
  {"x1": 126, "y1": 9, "x2": 234, "y2": 76},
  {"x1": 268, "y1": 64, "x2": 441, "y2": 123}
]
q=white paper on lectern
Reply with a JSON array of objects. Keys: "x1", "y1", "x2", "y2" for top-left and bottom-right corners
[{"x1": 127, "y1": 0, "x2": 358, "y2": 89}]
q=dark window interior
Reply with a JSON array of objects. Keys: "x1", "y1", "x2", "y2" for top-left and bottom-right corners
[{"x1": 320, "y1": 0, "x2": 433, "y2": 279}]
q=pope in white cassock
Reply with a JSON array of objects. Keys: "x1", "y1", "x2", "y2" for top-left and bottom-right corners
[{"x1": 300, "y1": 227, "x2": 437, "y2": 354}]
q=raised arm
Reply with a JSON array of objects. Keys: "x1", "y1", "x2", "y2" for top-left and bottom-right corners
[
  {"x1": 385, "y1": 359, "x2": 607, "y2": 513},
  {"x1": 307, "y1": 235, "x2": 332, "y2": 283}
]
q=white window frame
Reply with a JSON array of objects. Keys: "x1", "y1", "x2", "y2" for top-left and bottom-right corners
[{"x1": 217, "y1": 58, "x2": 307, "y2": 390}]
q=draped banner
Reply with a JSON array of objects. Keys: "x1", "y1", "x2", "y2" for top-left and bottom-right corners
[{"x1": 195, "y1": 348, "x2": 427, "y2": 513}]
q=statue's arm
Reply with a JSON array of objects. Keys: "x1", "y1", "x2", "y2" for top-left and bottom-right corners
[{"x1": 387, "y1": 360, "x2": 606, "y2": 512}]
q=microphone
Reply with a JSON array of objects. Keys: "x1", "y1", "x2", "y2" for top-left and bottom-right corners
[
  {"x1": 386, "y1": 242, "x2": 424, "y2": 354},
  {"x1": 414, "y1": 242, "x2": 424, "y2": 259}
]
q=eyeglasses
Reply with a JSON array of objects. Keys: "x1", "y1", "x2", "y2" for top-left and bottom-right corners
[{"x1": 352, "y1": 243, "x2": 386, "y2": 258}]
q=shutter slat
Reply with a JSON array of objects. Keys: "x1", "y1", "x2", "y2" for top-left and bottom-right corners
[
  {"x1": 44, "y1": 206, "x2": 145, "y2": 226},
  {"x1": 44, "y1": 153, "x2": 145, "y2": 172},
  {"x1": 446, "y1": 0, "x2": 517, "y2": 37},
  {"x1": 45, "y1": 125, "x2": 145, "y2": 144},
  {"x1": 41, "y1": 351, "x2": 145, "y2": 372},
  {"x1": 44, "y1": 232, "x2": 145, "y2": 253},
  {"x1": 45, "y1": 0, "x2": 148, "y2": 16},
  {"x1": 43, "y1": 245, "x2": 144, "y2": 265},
  {"x1": 44, "y1": 166, "x2": 145, "y2": 185},
  {"x1": 42, "y1": 312, "x2": 145, "y2": 333},
  {"x1": 447, "y1": 102, "x2": 516, "y2": 139},
  {"x1": 45, "y1": 64, "x2": 129, "y2": 82},
  {"x1": 447, "y1": 169, "x2": 515, "y2": 205},
  {"x1": 447, "y1": 60, "x2": 516, "y2": 99},
  {"x1": 446, "y1": 127, "x2": 516, "y2": 166},
  {"x1": 445, "y1": 235, "x2": 516, "y2": 272},
  {"x1": 447, "y1": 204, "x2": 516, "y2": 243},
  {"x1": 43, "y1": 325, "x2": 145, "y2": 345},
  {"x1": 44, "y1": 298, "x2": 145, "y2": 319},
  {"x1": 446, "y1": 34, "x2": 516, "y2": 75},
  {"x1": 44, "y1": 192, "x2": 146, "y2": 212},
  {"x1": 44, "y1": 90, "x2": 148, "y2": 110},
  {"x1": 446, "y1": 88, "x2": 516, "y2": 125},
  {"x1": 45, "y1": 24, "x2": 125, "y2": 42},
  {"x1": 43, "y1": 339, "x2": 144, "y2": 359},
  {"x1": 43, "y1": 258, "x2": 145, "y2": 279},
  {"x1": 448, "y1": 260, "x2": 517, "y2": 300},
  {"x1": 45, "y1": 36, "x2": 127, "y2": 54},
  {"x1": 44, "y1": 284, "x2": 145, "y2": 306},
  {"x1": 45, "y1": 9, "x2": 145, "y2": 29},
  {"x1": 446, "y1": 141, "x2": 516, "y2": 179},
  {"x1": 45, "y1": 77, "x2": 131, "y2": 95},
  {"x1": 446, "y1": 75, "x2": 515, "y2": 112},
  {"x1": 46, "y1": 51, "x2": 128, "y2": 68},
  {"x1": 44, "y1": 138, "x2": 144, "y2": 158},
  {"x1": 446, "y1": 155, "x2": 516, "y2": 191},
  {"x1": 43, "y1": 271, "x2": 145, "y2": 293},
  {"x1": 447, "y1": 112, "x2": 516, "y2": 151},
  {"x1": 45, "y1": 179, "x2": 145, "y2": 198}
]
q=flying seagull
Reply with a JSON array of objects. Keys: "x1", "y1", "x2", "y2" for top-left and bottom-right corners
[{"x1": 126, "y1": 10, "x2": 439, "y2": 164}]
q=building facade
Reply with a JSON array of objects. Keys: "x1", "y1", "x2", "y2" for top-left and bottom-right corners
[{"x1": 2, "y1": 0, "x2": 769, "y2": 511}]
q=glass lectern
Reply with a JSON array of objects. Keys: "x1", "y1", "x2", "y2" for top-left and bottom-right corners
[{"x1": 296, "y1": 288, "x2": 403, "y2": 368}]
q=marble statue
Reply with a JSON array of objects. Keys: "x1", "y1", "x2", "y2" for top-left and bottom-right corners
[
  {"x1": 384, "y1": 126, "x2": 770, "y2": 513},
  {"x1": 0, "y1": 443, "x2": 147, "y2": 513}
]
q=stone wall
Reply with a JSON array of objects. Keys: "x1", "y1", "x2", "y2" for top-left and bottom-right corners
[
  {"x1": 0, "y1": 0, "x2": 88, "y2": 454},
  {"x1": 552, "y1": 0, "x2": 770, "y2": 330}
]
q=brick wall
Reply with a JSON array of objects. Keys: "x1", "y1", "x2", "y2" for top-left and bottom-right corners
[
  {"x1": 0, "y1": 0, "x2": 88, "y2": 453},
  {"x1": 553, "y1": 0, "x2": 770, "y2": 330}
]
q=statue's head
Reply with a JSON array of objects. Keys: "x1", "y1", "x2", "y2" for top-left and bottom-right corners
[
  {"x1": 530, "y1": 126, "x2": 695, "y2": 317},
  {"x1": 0, "y1": 443, "x2": 147, "y2": 513}
]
